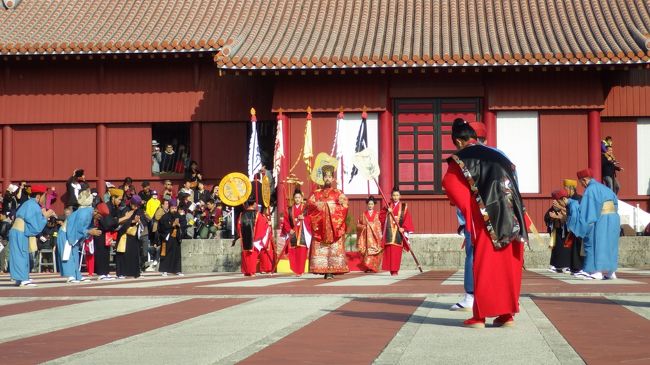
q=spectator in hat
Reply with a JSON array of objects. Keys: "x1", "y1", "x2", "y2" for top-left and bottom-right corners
[{"x1": 152, "y1": 140, "x2": 162, "y2": 174}]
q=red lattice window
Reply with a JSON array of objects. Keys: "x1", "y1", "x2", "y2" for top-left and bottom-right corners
[{"x1": 394, "y1": 98, "x2": 481, "y2": 194}]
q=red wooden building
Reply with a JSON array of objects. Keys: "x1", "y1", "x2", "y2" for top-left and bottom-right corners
[{"x1": 1, "y1": 0, "x2": 649, "y2": 233}]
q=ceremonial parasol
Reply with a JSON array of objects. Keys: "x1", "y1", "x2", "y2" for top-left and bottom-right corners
[
  {"x1": 218, "y1": 172, "x2": 252, "y2": 207},
  {"x1": 310, "y1": 152, "x2": 339, "y2": 185}
]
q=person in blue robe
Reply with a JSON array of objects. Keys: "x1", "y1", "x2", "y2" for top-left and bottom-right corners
[
  {"x1": 59, "y1": 190, "x2": 101, "y2": 283},
  {"x1": 568, "y1": 169, "x2": 620, "y2": 280},
  {"x1": 9, "y1": 185, "x2": 56, "y2": 287},
  {"x1": 450, "y1": 209, "x2": 474, "y2": 311}
]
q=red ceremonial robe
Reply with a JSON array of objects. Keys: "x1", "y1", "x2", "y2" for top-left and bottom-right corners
[
  {"x1": 258, "y1": 225, "x2": 275, "y2": 273},
  {"x1": 380, "y1": 202, "x2": 414, "y2": 274},
  {"x1": 356, "y1": 210, "x2": 383, "y2": 272},
  {"x1": 281, "y1": 203, "x2": 311, "y2": 275},
  {"x1": 306, "y1": 187, "x2": 349, "y2": 274},
  {"x1": 237, "y1": 210, "x2": 270, "y2": 276},
  {"x1": 442, "y1": 162, "x2": 523, "y2": 319}
]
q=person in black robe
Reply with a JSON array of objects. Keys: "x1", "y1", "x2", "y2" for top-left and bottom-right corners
[
  {"x1": 545, "y1": 190, "x2": 572, "y2": 273},
  {"x1": 158, "y1": 198, "x2": 186, "y2": 276},
  {"x1": 115, "y1": 195, "x2": 144, "y2": 279},
  {"x1": 94, "y1": 189, "x2": 133, "y2": 280},
  {"x1": 160, "y1": 144, "x2": 177, "y2": 173}
]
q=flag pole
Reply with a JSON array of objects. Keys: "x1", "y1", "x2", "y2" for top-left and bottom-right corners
[{"x1": 372, "y1": 178, "x2": 423, "y2": 273}]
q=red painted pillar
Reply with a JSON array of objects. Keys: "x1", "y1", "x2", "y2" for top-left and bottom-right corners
[
  {"x1": 2, "y1": 125, "x2": 12, "y2": 190},
  {"x1": 483, "y1": 101, "x2": 497, "y2": 147},
  {"x1": 96, "y1": 124, "x2": 107, "y2": 195},
  {"x1": 191, "y1": 121, "x2": 202, "y2": 167},
  {"x1": 276, "y1": 114, "x2": 290, "y2": 216},
  {"x1": 587, "y1": 110, "x2": 602, "y2": 181},
  {"x1": 379, "y1": 107, "x2": 394, "y2": 192}
]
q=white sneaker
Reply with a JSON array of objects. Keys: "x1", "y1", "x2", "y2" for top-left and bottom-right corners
[
  {"x1": 561, "y1": 268, "x2": 571, "y2": 274},
  {"x1": 588, "y1": 272, "x2": 604, "y2": 280},
  {"x1": 67, "y1": 277, "x2": 80, "y2": 283},
  {"x1": 176, "y1": 272, "x2": 185, "y2": 276},
  {"x1": 100, "y1": 276, "x2": 115, "y2": 281},
  {"x1": 18, "y1": 280, "x2": 37, "y2": 287},
  {"x1": 604, "y1": 272, "x2": 617, "y2": 280},
  {"x1": 573, "y1": 270, "x2": 589, "y2": 277},
  {"x1": 450, "y1": 293, "x2": 474, "y2": 311},
  {"x1": 547, "y1": 265, "x2": 557, "y2": 273},
  {"x1": 161, "y1": 272, "x2": 168, "y2": 277},
  {"x1": 117, "y1": 276, "x2": 126, "y2": 279}
]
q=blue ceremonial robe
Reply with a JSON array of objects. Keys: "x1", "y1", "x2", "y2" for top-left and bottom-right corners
[
  {"x1": 569, "y1": 180, "x2": 620, "y2": 273},
  {"x1": 456, "y1": 209, "x2": 474, "y2": 294},
  {"x1": 9, "y1": 199, "x2": 47, "y2": 283},
  {"x1": 60, "y1": 207, "x2": 93, "y2": 280}
]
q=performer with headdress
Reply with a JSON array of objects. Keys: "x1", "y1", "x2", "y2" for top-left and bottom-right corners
[
  {"x1": 545, "y1": 189, "x2": 573, "y2": 273},
  {"x1": 235, "y1": 196, "x2": 270, "y2": 276},
  {"x1": 380, "y1": 187, "x2": 414, "y2": 276},
  {"x1": 442, "y1": 118, "x2": 526, "y2": 328},
  {"x1": 306, "y1": 163, "x2": 349, "y2": 279},
  {"x1": 281, "y1": 188, "x2": 312, "y2": 276},
  {"x1": 8, "y1": 184, "x2": 56, "y2": 287},
  {"x1": 95, "y1": 188, "x2": 133, "y2": 280},
  {"x1": 562, "y1": 178, "x2": 584, "y2": 274},
  {"x1": 357, "y1": 196, "x2": 383, "y2": 273},
  {"x1": 115, "y1": 195, "x2": 145, "y2": 278},
  {"x1": 567, "y1": 168, "x2": 620, "y2": 280},
  {"x1": 158, "y1": 198, "x2": 186, "y2": 276},
  {"x1": 58, "y1": 189, "x2": 101, "y2": 283}
]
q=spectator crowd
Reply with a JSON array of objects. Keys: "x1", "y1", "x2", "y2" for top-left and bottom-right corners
[{"x1": 0, "y1": 162, "x2": 234, "y2": 281}]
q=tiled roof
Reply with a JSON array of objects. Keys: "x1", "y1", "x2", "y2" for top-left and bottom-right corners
[
  {"x1": 2, "y1": 0, "x2": 650, "y2": 69},
  {"x1": 0, "y1": 0, "x2": 230, "y2": 55},
  {"x1": 215, "y1": 0, "x2": 650, "y2": 68}
]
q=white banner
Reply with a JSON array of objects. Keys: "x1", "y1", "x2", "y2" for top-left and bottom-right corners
[{"x1": 336, "y1": 113, "x2": 379, "y2": 195}]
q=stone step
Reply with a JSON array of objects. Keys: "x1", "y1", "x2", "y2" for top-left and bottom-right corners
[{"x1": 181, "y1": 235, "x2": 650, "y2": 273}]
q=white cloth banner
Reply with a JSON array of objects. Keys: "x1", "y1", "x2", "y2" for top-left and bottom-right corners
[
  {"x1": 336, "y1": 113, "x2": 379, "y2": 195},
  {"x1": 247, "y1": 120, "x2": 262, "y2": 180}
]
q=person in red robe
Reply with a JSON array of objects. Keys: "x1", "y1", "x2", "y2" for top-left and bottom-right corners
[
  {"x1": 356, "y1": 196, "x2": 383, "y2": 272},
  {"x1": 442, "y1": 118, "x2": 526, "y2": 328},
  {"x1": 281, "y1": 189, "x2": 312, "y2": 276},
  {"x1": 380, "y1": 188, "x2": 414, "y2": 276},
  {"x1": 306, "y1": 164, "x2": 349, "y2": 279},
  {"x1": 257, "y1": 208, "x2": 275, "y2": 273},
  {"x1": 234, "y1": 199, "x2": 270, "y2": 276}
]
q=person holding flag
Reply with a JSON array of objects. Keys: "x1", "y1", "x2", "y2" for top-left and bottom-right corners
[{"x1": 380, "y1": 188, "x2": 414, "y2": 276}]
